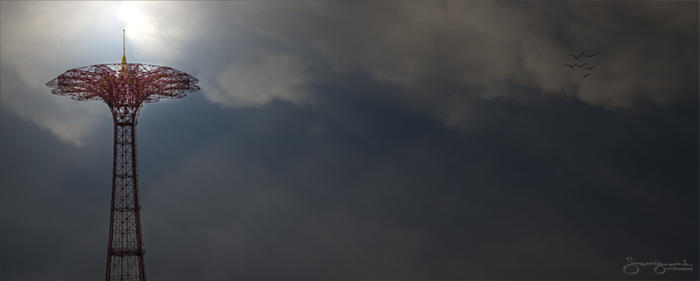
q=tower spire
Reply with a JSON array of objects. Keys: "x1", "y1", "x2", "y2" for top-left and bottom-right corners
[{"x1": 121, "y1": 29, "x2": 127, "y2": 71}]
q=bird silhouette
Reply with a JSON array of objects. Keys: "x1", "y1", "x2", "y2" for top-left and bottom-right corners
[
  {"x1": 584, "y1": 65, "x2": 596, "y2": 70},
  {"x1": 583, "y1": 73, "x2": 591, "y2": 78},
  {"x1": 569, "y1": 51, "x2": 585, "y2": 60},
  {"x1": 584, "y1": 53, "x2": 597, "y2": 58},
  {"x1": 563, "y1": 64, "x2": 575, "y2": 69}
]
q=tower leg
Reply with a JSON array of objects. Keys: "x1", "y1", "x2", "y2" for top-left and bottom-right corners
[{"x1": 106, "y1": 105, "x2": 146, "y2": 281}]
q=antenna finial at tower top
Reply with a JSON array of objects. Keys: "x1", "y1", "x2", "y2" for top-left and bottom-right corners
[{"x1": 121, "y1": 29, "x2": 127, "y2": 70}]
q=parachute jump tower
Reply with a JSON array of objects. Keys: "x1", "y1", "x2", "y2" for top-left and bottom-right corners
[{"x1": 46, "y1": 30, "x2": 200, "y2": 281}]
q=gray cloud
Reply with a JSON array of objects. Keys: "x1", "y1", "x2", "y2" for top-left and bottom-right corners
[
  {"x1": 3, "y1": 1, "x2": 696, "y2": 144},
  {"x1": 203, "y1": 53, "x2": 311, "y2": 108},
  {"x1": 261, "y1": 1, "x2": 696, "y2": 125}
]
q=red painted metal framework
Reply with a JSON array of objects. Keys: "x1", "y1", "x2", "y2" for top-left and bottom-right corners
[{"x1": 47, "y1": 63, "x2": 199, "y2": 281}]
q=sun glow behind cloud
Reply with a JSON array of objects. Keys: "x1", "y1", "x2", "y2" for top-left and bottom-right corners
[
  {"x1": 118, "y1": 2, "x2": 156, "y2": 53},
  {"x1": 117, "y1": 1, "x2": 185, "y2": 62},
  {"x1": 1, "y1": 1, "x2": 190, "y2": 146}
]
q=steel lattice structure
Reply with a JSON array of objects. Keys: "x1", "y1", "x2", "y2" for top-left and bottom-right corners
[{"x1": 46, "y1": 31, "x2": 199, "y2": 281}]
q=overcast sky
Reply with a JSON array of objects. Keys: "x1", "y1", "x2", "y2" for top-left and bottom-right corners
[{"x1": 1, "y1": 1, "x2": 698, "y2": 280}]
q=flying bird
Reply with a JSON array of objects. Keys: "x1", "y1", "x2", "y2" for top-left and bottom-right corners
[
  {"x1": 563, "y1": 64, "x2": 575, "y2": 69},
  {"x1": 584, "y1": 53, "x2": 597, "y2": 58},
  {"x1": 583, "y1": 73, "x2": 591, "y2": 78},
  {"x1": 569, "y1": 51, "x2": 585, "y2": 60},
  {"x1": 584, "y1": 65, "x2": 596, "y2": 70}
]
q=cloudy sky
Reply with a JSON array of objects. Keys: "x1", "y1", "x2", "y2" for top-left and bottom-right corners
[{"x1": 1, "y1": 1, "x2": 698, "y2": 280}]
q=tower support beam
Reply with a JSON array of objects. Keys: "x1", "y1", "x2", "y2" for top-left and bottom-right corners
[{"x1": 105, "y1": 105, "x2": 146, "y2": 281}]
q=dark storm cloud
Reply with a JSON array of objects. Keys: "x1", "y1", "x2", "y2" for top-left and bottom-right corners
[
  {"x1": 179, "y1": 1, "x2": 697, "y2": 126},
  {"x1": 0, "y1": 110, "x2": 111, "y2": 279},
  {"x1": 1, "y1": 1, "x2": 698, "y2": 280},
  {"x1": 133, "y1": 73, "x2": 696, "y2": 280}
]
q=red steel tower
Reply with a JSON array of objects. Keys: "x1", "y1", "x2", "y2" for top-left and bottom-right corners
[{"x1": 46, "y1": 30, "x2": 200, "y2": 281}]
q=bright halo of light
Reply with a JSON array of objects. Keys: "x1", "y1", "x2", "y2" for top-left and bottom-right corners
[{"x1": 117, "y1": 2, "x2": 158, "y2": 54}]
